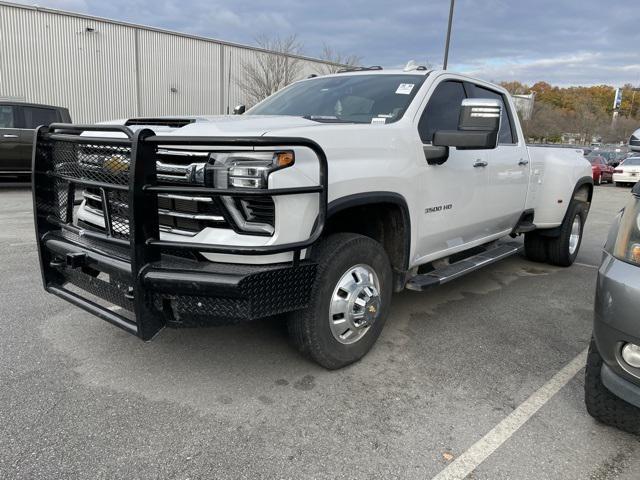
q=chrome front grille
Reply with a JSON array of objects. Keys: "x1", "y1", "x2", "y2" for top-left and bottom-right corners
[
  {"x1": 79, "y1": 148, "x2": 276, "y2": 238},
  {"x1": 83, "y1": 187, "x2": 229, "y2": 237},
  {"x1": 156, "y1": 149, "x2": 208, "y2": 184}
]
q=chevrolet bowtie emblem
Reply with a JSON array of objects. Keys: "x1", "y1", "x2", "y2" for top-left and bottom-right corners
[{"x1": 103, "y1": 154, "x2": 129, "y2": 173}]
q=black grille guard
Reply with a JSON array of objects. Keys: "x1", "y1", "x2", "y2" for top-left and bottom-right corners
[{"x1": 32, "y1": 123, "x2": 328, "y2": 340}]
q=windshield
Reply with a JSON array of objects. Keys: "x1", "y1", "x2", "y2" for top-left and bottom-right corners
[
  {"x1": 622, "y1": 158, "x2": 640, "y2": 166},
  {"x1": 247, "y1": 74, "x2": 426, "y2": 124}
]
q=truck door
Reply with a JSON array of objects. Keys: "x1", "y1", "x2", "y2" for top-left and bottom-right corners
[
  {"x1": 15, "y1": 106, "x2": 61, "y2": 175},
  {"x1": 413, "y1": 79, "x2": 494, "y2": 263},
  {"x1": 0, "y1": 104, "x2": 28, "y2": 174},
  {"x1": 468, "y1": 84, "x2": 530, "y2": 232}
]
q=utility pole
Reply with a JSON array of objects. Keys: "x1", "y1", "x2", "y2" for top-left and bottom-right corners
[
  {"x1": 443, "y1": 0, "x2": 455, "y2": 70},
  {"x1": 629, "y1": 87, "x2": 640, "y2": 118}
]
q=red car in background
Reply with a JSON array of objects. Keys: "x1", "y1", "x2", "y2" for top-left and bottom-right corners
[{"x1": 588, "y1": 155, "x2": 614, "y2": 185}]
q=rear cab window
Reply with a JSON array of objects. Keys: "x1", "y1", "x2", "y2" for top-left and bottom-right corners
[{"x1": 22, "y1": 107, "x2": 60, "y2": 129}]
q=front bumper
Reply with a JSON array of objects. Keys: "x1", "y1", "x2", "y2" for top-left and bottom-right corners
[
  {"x1": 32, "y1": 124, "x2": 327, "y2": 340},
  {"x1": 43, "y1": 229, "x2": 317, "y2": 332},
  {"x1": 593, "y1": 252, "x2": 640, "y2": 398}
]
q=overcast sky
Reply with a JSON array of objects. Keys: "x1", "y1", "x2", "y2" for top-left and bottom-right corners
[{"x1": 11, "y1": 0, "x2": 640, "y2": 87}]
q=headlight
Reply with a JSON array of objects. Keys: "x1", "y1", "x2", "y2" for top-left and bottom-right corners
[
  {"x1": 209, "y1": 151, "x2": 294, "y2": 189},
  {"x1": 613, "y1": 195, "x2": 640, "y2": 265},
  {"x1": 208, "y1": 151, "x2": 294, "y2": 236}
]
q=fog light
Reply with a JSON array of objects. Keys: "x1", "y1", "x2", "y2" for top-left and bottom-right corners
[{"x1": 622, "y1": 343, "x2": 640, "y2": 368}]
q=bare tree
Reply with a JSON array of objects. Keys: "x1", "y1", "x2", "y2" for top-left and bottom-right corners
[
  {"x1": 600, "y1": 116, "x2": 639, "y2": 144},
  {"x1": 237, "y1": 34, "x2": 305, "y2": 106},
  {"x1": 314, "y1": 43, "x2": 361, "y2": 75}
]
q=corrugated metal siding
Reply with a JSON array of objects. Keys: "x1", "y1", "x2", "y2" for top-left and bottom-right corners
[
  {"x1": 137, "y1": 30, "x2": 223, "y2": 117},
  {"x1": 0, "y1": 3, "x2": 340, "y2": 123},
  {"x1": 225, "y1": 46, "x2": 265, "y2": 110},
  {"x1": 0, "y1": 5, "x2": 137, "y2": 122}
]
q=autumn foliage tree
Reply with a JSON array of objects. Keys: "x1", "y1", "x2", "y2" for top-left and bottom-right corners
[{"x1": 501, "y1": 80, "x2": 640, "y2": 144}]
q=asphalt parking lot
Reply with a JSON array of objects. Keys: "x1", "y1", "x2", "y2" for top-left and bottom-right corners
[{"x1": 1, "y1": 182, "x2": 639, "y2": 479}]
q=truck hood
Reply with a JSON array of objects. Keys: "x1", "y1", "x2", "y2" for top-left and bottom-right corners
[{"x1": 96, "y1": 115, "x2": 325, "y2": 137}]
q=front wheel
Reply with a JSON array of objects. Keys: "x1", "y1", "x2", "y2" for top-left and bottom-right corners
[
  {"x1": 594, "y1": 175, "x2": 601, "y2": 186},
  {"x1": 547, "y1": 200, "x2": 587, "y2": 267},
  {"x1": 287, "y1": 233, "x2": 393, "y2": 369}
]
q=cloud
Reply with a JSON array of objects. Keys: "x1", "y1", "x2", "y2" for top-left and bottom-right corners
[
  {"x1": 460, "y1": 52, "x2": 640, "y2": 87},
  {"x1": 8, "y1": 0, "x2": 640, "y2": 86}
]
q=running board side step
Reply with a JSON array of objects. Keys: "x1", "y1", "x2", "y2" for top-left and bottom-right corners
[{"x1": 405, "y1": 242, "x2": 523, "y2": 292}]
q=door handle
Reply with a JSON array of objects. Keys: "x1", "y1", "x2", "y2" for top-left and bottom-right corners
[
  {"x1": 2, "y1": 134, "x2": 18, "y2": 138},
  {"x1": 473, "y1": 160, "x2": 488, "y2": 168},
  {"x1": 518, "y1": 158, "x2": 529, "y2": 166}
]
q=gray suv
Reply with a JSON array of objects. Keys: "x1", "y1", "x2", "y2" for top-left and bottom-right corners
[
  {"x1": 0, "y1": 102, "x2": 71, "y2": 179},
  {"x1": 585, "y1": 179, "x2": 640, "y2": 434}
]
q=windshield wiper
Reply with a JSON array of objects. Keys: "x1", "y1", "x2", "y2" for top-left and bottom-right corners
[{"x1": 302, "y1": 115, "x2": 360, "y2": 124}]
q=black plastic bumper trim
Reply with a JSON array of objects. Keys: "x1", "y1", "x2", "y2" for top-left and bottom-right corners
[{"x1": 601, "y1": 363, "x2": 640, "y2": 409}]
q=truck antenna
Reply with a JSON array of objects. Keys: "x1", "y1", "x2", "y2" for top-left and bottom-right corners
[{"x1": 443, "y1": 0, "x2": 455, "y2": 70}]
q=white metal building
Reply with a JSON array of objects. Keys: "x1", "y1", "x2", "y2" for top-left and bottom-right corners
[{"x1": 0, "y1": 1, "x2": 339, "y2": 123}]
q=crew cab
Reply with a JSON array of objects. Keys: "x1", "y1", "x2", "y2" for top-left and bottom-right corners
[
  {"x1": 0, "y1": 101, "x2": 71, "y2": 178},
  {"x1": 32, "y1": 67, "x2": 592, "y2": 369}
]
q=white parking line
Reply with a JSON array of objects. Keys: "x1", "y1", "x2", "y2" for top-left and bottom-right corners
[
  {"x1": 574, "y1": 262, "x2": 599, "y2": 270},
  {"x1": 431, "y1": 348, "x2": 589, "y2": 480}
]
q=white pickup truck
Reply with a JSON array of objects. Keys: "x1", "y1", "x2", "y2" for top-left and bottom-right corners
[{"x1": 33, "y1": 67, "x2": 592, "y2": 369}]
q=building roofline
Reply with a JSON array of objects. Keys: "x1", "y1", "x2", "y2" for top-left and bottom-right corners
[{"x1": 0, "y1": 0, "x2": 346, "y2": 67}]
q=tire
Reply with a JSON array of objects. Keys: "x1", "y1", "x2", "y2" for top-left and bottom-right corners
[
  {"x1": 585, "y1": 338, "x2": 640, "y2": 435},
  {"x1": 546, "y1": 200, "x2": 586, "y2": 267},
  {"x1": 287, "y1": 233, "x2": 393, "y2": 369},
  {"x1": 594, "y1": 175, "x2": 601, "y2": 186},
  {"x1": 524, "y1": 231, "x2": 548, "y2": 263},
  {"x1": 615, "y1": 182, "x2": 622, "y2": 187}
]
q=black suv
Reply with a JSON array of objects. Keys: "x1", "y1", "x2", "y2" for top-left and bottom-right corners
[{"x1": 0, "y1": 102, "x2": 71, "y2": 179}]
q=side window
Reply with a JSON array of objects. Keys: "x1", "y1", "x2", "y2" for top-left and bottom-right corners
[
  {"x1": 22, "y1": 107, "x2": 59, "y2": 129},
  {"x1": 0, "y1": 106, "x2": 16, "y2": 128},
  {"x1": 418, "y1": 81, "x2": 466, "y2": 143},
  {"x1": 470, "y1": 85, "x2": 516, "y2": 144}
]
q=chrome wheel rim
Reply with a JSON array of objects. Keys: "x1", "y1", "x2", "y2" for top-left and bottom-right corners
[
  {"x1": 329, "y1": 264, "x2": 381, "y2": 345},
  {"x1": 569, "y1": 215, "x2": 582, "y2": 255}
]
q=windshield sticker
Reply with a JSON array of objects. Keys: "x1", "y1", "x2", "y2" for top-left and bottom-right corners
[
  {"x1": 396, "y1": 83, "x2": 415, "y2": 95},
  {"x1": 371, "y1": 117, "x2": 386, "y2": 124}
]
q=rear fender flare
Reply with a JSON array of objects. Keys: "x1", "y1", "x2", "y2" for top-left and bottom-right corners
[{"x1": 538, "y1": 176, "x2": 593, "y2": 238}]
